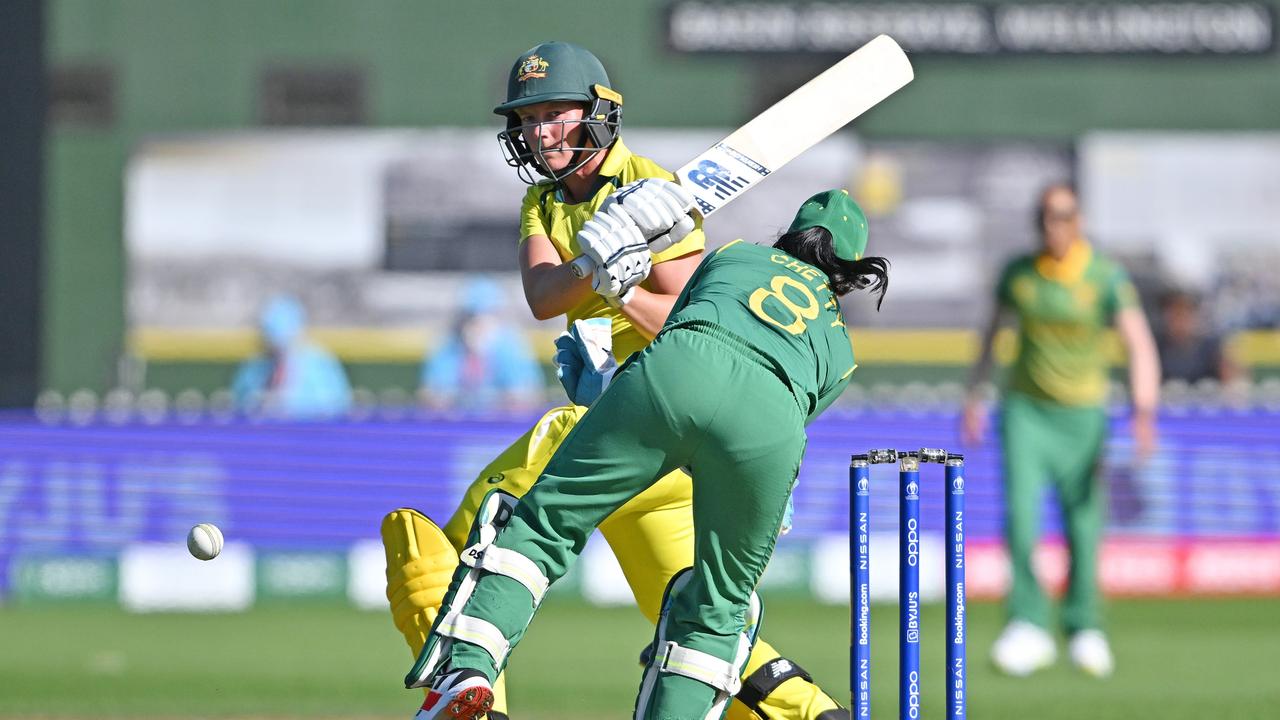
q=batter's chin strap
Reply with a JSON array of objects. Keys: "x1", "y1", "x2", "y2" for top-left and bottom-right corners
[
  {"x1": 485, "y1": 712, "x2": 510, "y2": 720},
  {"x1": 735, "y1": 657, "x2": 819, "y2": 716}
]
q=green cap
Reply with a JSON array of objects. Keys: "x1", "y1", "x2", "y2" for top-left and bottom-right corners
[
  {"x1": 787, "y1": 189, "x2": 869, "y2": 261},
  {"x1": 494, "y1": 42, "x2": 619, "y2": 115}
]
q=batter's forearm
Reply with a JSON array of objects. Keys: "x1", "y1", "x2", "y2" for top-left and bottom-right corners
[
  {"x1": 523, "y1": 263, "x2": 595, "y2": 320},
  {"x1": 618, "y1": 288, "x2": 679, "y2": 339}
]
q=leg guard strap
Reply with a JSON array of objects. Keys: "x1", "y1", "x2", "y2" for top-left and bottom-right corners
[
  {"x1": 466, "y1": 545, "x2": 549, "y2": 605},
  {"x1": 735, "y1": 657, "x2": 815, "y2": 714},
  {"x1": 434, "y1": 611, "x2": 511, "y2": 667},
  {"x1": 658, "y1": 641, "x2": 744, "y2": 695}
]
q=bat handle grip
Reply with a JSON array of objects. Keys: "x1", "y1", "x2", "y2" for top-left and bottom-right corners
[{"x1": 569, "y1": 255, "x2": 594, "y2": 279}]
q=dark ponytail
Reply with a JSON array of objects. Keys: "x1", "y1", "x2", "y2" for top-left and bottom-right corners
[{"x1": 772, "y1": 226, "x2": 890, "y2": 309}]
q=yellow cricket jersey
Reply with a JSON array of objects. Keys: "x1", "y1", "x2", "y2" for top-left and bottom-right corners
[
  {"x1": 997, "y1": 240, "x2": 1139, "y2": 407},
  {"x1": 519, "y1": 139, "x2": 706, "y2": 361}
]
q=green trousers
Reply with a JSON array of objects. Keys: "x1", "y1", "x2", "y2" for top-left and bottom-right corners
[
  {"x1": 450, "y1": 325, "x2": 807, "y2": 716},
  {"x1": 999, "y1": 390, "x2": 1107, "y2": 634}
]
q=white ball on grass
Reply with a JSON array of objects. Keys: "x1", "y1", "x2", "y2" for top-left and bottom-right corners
[{"x1": 187, "y1": 523, "x2": 224, "y2": 560}]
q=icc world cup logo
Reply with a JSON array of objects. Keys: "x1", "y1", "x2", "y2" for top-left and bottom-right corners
[
  {"x1": 857, "y1": 476, "x2": 870, "y2": 495},
  {"x1": 953, "y1": 475, "x2": 965, "y2": 494},
  {"x1": 906, "y1": 481, "x2": 919, "y2": 500}
]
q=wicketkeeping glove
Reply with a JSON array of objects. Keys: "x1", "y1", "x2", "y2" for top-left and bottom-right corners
[{"x1": 553, "y1": 318, "x2": 617, "y2": 407}]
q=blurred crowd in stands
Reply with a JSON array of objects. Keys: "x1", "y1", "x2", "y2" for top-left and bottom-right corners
[{"x1": 31, "y1": 273, "x2": 1279, "y2": 422}]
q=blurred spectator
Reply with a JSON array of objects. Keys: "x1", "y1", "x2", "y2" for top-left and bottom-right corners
[
  {"x1": 1155, "y1": 288, "x2": 1244, "y2": 384},
  {"x1": 231, "y1": 295, "x2": 352, "y2": 419},
  {"x1": 420, "y1": 277, "x2": 544, "y2": 411}
]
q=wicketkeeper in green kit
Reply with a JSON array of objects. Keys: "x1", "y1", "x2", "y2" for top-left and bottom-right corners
[{"x1": 409, "y1": 188, "x2": 889, "y2": 720}]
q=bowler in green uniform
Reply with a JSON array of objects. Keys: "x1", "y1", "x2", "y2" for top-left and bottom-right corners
[
  {"x1": 413, "y1": 189, "x2": 889, "y2": 720},
  {"x1": 962, "y1": 183, "x2": 1161, "y2": 679}
]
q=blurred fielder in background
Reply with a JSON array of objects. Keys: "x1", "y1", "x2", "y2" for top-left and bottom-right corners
[
  {"x1": 961, "y1": 183, "x2": 1161, "y2": 678},
  {"x1": 411, "y1": 189, "x2": 888, "y2": 720},
  {"x1": 382, "y1": 41, "x2": 848, "y2": 720}
]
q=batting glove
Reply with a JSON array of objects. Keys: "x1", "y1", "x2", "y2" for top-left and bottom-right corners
[
  {"x1": 577, "y1": 201, "x2": 648, "y2": 270},
  {"x1": 591, "y1": 250, "x2": 650, "y2": 306},
  {"x1": 611, "y1": 178, "x2": 697, "y2": 254}
]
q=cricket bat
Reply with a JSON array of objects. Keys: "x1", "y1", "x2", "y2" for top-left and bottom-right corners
[{"x1": 569, "y1": 34, "x2": 913, "y2": 278}]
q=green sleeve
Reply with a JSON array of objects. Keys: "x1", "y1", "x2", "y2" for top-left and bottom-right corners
[{"x1": 1104, "y1": 263, "x2": 1140, "y2": 319}]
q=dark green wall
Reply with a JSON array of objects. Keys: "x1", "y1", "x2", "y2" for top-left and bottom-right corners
[
  {"x1": 46, "y1": 0, "x2": 1280, "y2": 391},
  {"x1": 1, "y1": 0, "x2": 44, "y2": 407}
]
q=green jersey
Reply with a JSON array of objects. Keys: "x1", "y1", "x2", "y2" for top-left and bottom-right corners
[
  {"x1": 996, "y1": 242, "x2": 1139, "y2": 407},
  {"x1": 664, "y1": 240, "x2": 856, "y2": 423}
]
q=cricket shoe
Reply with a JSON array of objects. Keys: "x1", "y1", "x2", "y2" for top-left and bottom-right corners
[
  {"x1": 990, "y1": 619, "x2": 1057, "y2": 677},
  {"x1": 414, "y1": 668, "x2": 494, "y2": 720},
  {"x1": 1068, "y1": 629, "x2": 1114, "y2": 678}
]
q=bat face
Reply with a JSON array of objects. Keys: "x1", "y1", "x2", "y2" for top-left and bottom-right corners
[
  {"x1": 676, "y1": 34, "x2": 913, "y2": 219},
  {"x1": 680, "y1": 144, "x2": 770, "y2": 216}
]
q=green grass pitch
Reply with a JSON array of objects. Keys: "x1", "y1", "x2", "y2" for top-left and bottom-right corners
[{"x1": 2, "y1": 597, "x2": 1277, "y2": 719}]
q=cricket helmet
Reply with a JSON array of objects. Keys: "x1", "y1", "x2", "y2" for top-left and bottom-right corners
[{"x1": 495, "y1": 42, "x2": 623, "y2": 184}]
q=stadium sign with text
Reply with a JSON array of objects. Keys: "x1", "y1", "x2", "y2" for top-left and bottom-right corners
[{"x1": 667, "y1": 2, "x2": 1275, "y2": 55}]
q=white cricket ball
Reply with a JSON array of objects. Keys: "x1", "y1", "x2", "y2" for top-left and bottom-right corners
[{"x1": 187, "y1": 523, "x2": 224, "y2": 561}]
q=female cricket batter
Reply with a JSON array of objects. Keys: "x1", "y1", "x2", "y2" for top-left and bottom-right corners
[
  {"x1": 412, "y1": 188, "x2": 889, "y2": 720},
  {"x1": 961, "y1": 183, "x2": 1161, "y2": 678},
  {"x1": 382, "y1": 41, "x2": 848, "y2": 719}
]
